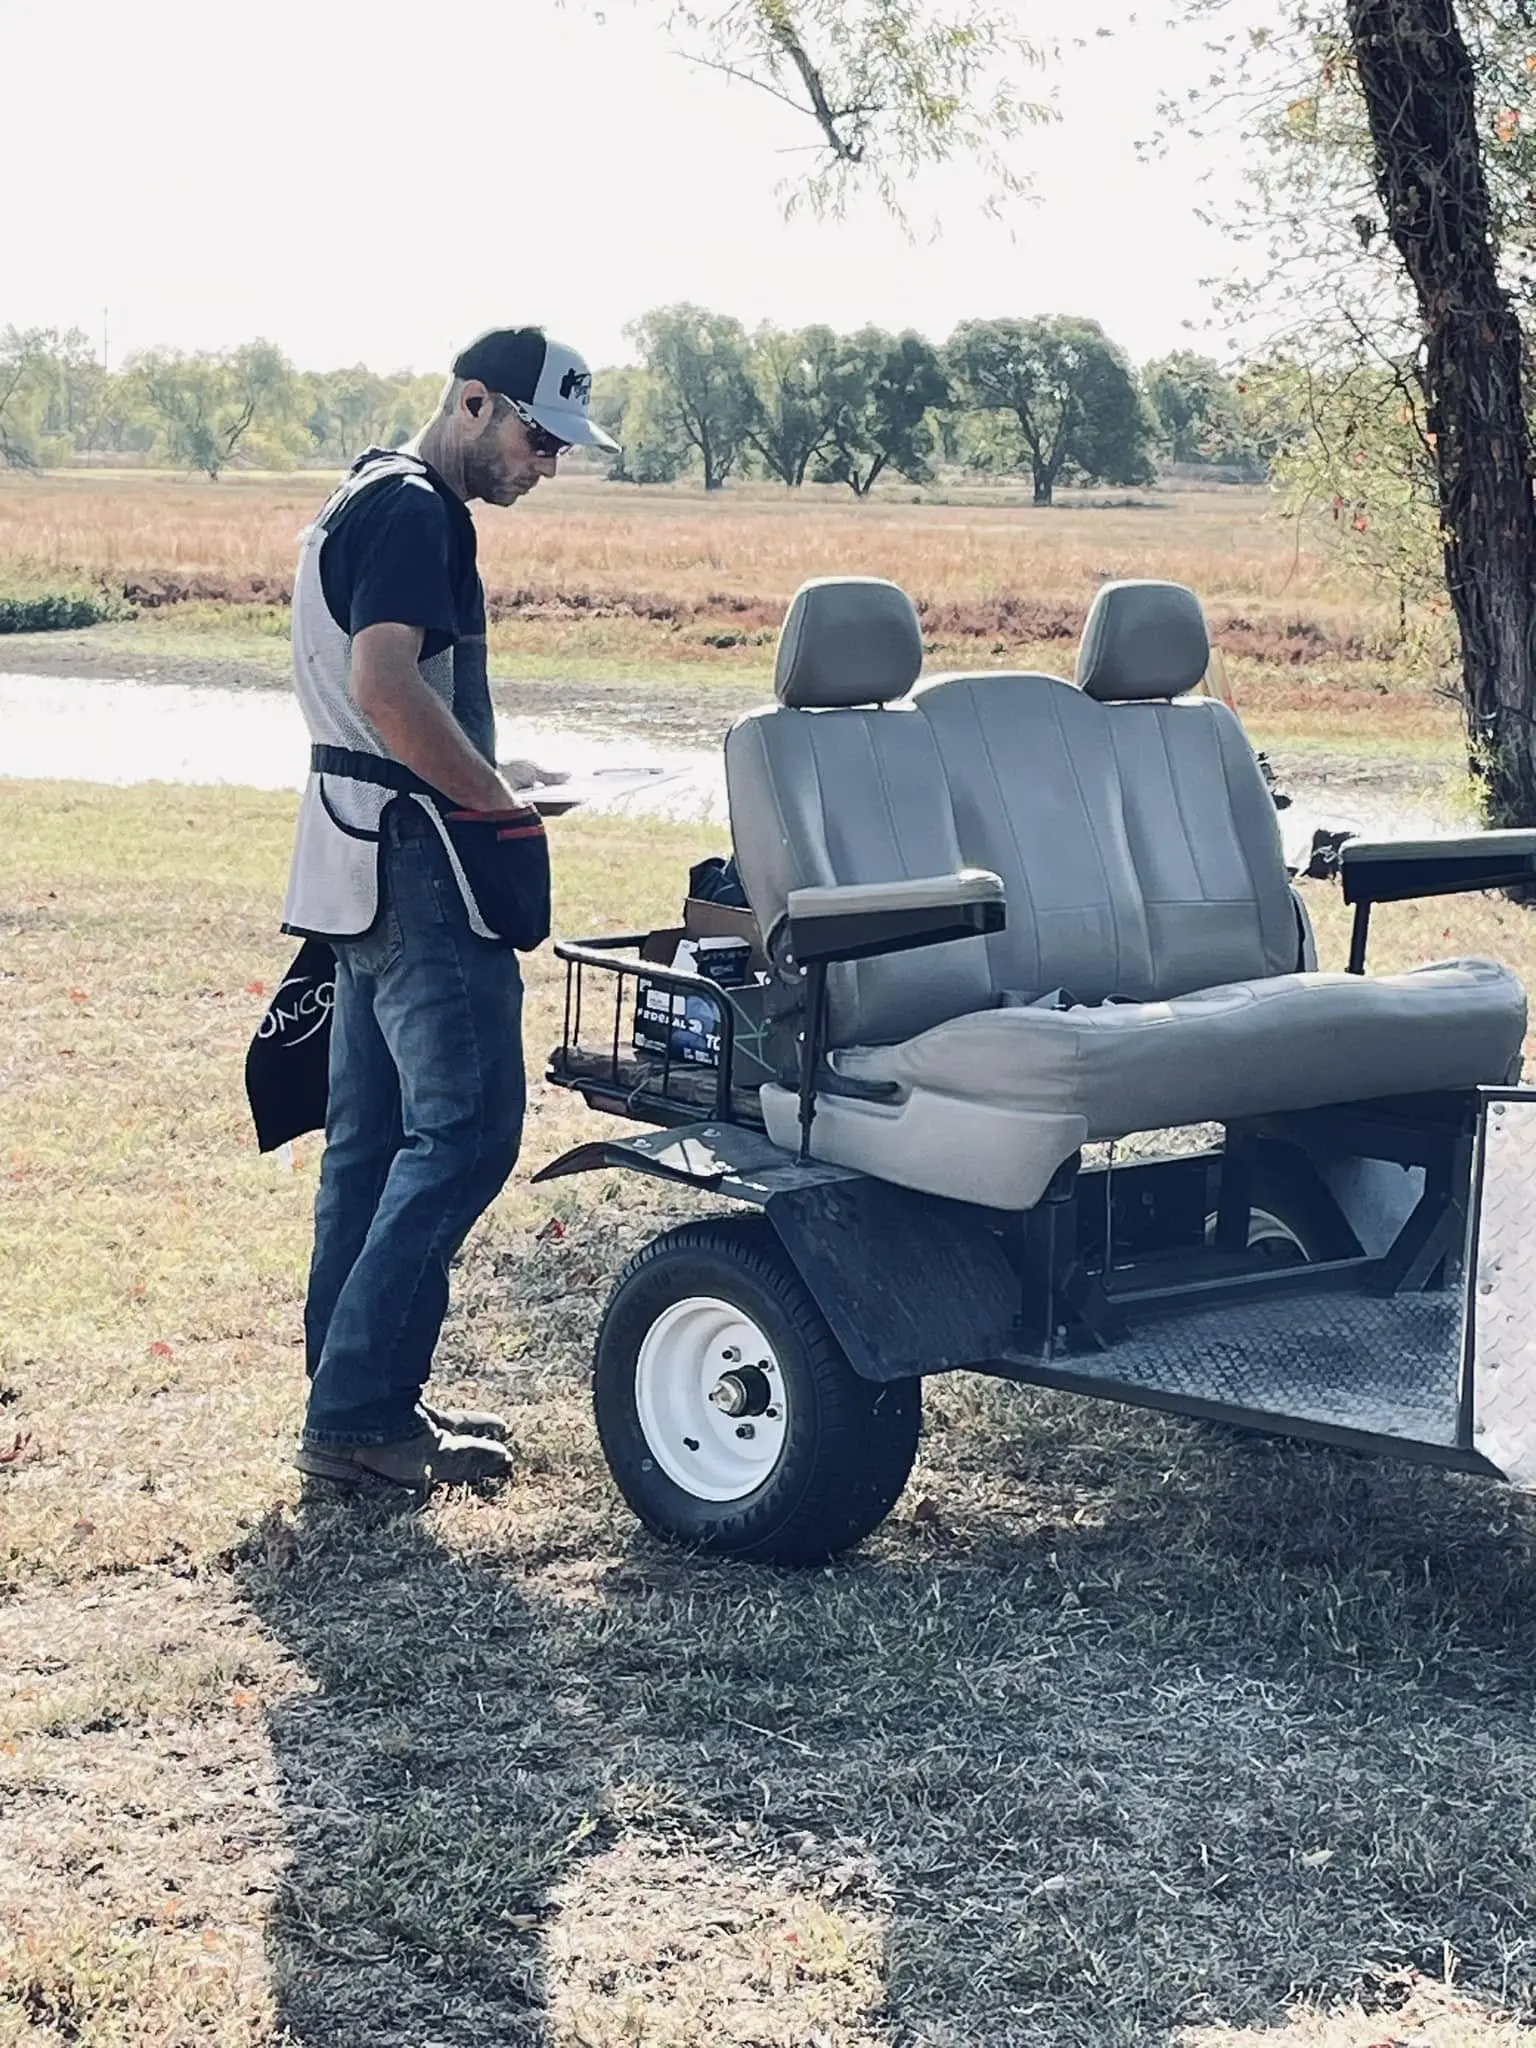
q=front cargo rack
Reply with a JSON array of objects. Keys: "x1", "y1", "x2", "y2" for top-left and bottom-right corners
[{"x1": 547, "y1": 935, "x2": 771, "y2": 1130}]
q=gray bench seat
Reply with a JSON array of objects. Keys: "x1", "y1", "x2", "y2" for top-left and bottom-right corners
[{"x1": 727, "y1": 576, "x2": 1526, "y2": 1213}]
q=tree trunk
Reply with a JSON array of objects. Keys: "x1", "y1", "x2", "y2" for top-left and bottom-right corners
[
  {"x1": 1349, "y1": 0, "x2": 1536, "y2": 826},
  {"x1": 1032, "y1": 466, "x2": 1053, "y2": 508}
]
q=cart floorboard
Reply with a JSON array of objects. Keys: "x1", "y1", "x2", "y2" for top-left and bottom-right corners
[{"x1": 1011, "y1": 1290, "x2": 1469, "y2": 1456}]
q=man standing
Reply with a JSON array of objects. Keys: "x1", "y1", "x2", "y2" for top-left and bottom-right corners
[{"x1": 281, "y1": 327, "x2": 618, "y2": 1498}]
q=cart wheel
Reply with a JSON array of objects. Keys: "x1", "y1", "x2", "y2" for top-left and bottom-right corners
[
  {"x1": 1205, "y1": 1156, "x2": 1359, "y2": 1267},
  {"x1": 594, "y1": 1215, "x2": 921, "y2": 1565}
]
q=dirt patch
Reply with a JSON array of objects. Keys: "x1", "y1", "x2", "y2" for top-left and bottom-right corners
[
  {"x1": 495, "y1": 674, "x2": 765, "y2": 746},
  {"x1": 121, "y1": 571, "x2": 294, "y2": 609},
  {"x1": 0, "y1": 632, "x2": 290, "y2": 692}
]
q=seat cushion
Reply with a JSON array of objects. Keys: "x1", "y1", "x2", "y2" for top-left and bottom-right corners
[{"x1": 833, "y1": 959, "x2": 1526, "y2": 1141}]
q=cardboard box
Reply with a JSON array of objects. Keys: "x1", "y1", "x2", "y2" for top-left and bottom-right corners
[{"x1": 684, "y1": 896, "x2": 766, "y2": 964}]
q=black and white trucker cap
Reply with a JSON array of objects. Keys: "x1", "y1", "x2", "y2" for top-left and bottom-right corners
[{"x1": 452, "y1": 327, "x2": 619, "y2": 451}]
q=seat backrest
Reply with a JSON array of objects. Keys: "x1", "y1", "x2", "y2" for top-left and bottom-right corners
[
  {"x1": 726, "y1": 577, "x2": 995, "y2": 1048},
  {"x1": 1076, "y1": 581, "x2": 1298, "y2": 995},
  {"x1": 916, "y1": 581, "x2": 1298, "y2": 1005},
  {"x1": 914, "y1": 668, "x2": 1157, "y2": 1004}
]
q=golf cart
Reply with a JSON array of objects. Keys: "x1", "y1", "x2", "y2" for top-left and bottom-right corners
[{"x1": 539, "y1": 576, "x2": 1536, "y2": 1565}]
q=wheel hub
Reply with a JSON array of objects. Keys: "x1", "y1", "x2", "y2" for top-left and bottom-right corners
[
  {"x1": 707, "y1": 1365, "x2": 773, "y2": 1418},
  {"x1": 633, "y1": 1298, "x2": 790, "y2": 1503}
]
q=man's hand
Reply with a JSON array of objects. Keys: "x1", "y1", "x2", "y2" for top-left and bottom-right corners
[{"x1": 350, "y1": 623, "x2": 515, "y2": 812}]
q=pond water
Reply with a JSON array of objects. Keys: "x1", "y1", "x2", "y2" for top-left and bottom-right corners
[
  {"x1": 0, "y1": 673, "x2": 729, "y2": 824},
  {"x1": 0, "y1": 670, "x2": 1452, "y2": 858}
]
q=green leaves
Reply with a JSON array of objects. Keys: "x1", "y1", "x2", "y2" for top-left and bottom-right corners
[
  {"x1": 947, "y1": 316, "x2": 1157, "y2": 504},
  {"x1": 816, "y1": 327, "x2": 950, "y2": 495},
  {"x1": 128, "y1": 342, "x2": 305, "y2": 479},
  {"x1": 665, "y1": 0, "x2": 1053, "y2": 222},
  {"x1": 624, "y1": 306, "x2": 758, "y2": 490},
  {"x1": 1144, "y1": 352, "x2": 1255, "y2": 470},
  {"x1": 613, "y1": 311, "x2": 950, "y2": 495}
]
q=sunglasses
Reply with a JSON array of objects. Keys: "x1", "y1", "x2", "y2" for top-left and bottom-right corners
[{"x1": 507, "y1": 399, "x2": 571, "y2": 460}]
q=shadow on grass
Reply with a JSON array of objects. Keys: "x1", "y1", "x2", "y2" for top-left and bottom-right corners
[{"x1": 241, "y1": 1393, "x2": 1536, "y2": 2048}]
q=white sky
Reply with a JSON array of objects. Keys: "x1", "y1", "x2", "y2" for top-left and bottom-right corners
[{"x1": 4, "y1": 0, "x2": 1262, "y2": 375}]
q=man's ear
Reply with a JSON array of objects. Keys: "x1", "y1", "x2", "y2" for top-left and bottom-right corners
[{"x1": 460, "y1": 378, "x2": 491, "y2": 423}]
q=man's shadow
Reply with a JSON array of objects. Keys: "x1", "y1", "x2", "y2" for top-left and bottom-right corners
[{"x1": 243, "y1": 1392, "x2": 1536, "y2": 2048}]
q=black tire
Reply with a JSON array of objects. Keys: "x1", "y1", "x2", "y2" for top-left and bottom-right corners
[
  {"x1": 593, "y1": 1214, "x2": 921, "y2": 1565},
  {"x1": 1206, "y1": 1153, "x2": 1361, "y2": 1268}
]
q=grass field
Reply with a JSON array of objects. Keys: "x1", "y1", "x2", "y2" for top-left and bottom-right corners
[
  {"x1": 0, "y1": 471, "x2": 1465, "y2": 761},
  {"x1": 5, "y1": 781, "x2": 1536, "y2": 2046}
]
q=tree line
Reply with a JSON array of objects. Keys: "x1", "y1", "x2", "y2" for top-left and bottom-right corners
[
  {"x1": 597, "y1": 308, "x2": 1258, "y2": 502},
  {"x1": 0, "y1": 316, "x2": 1258, "y2": 503},
  {"x1": 0, "y1": 329, "x2": 440, "y2": 480}
]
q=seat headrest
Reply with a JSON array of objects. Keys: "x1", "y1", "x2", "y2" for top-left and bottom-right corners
[
  {"x1": 775, "y1": 577, "x2": 923, "y2": 709},
  {"x1": 1076, "y1": 580, "x2": 1210, "y2": 702}
]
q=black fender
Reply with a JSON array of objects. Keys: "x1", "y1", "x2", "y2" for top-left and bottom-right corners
[{"x1": 533, "y1": 1123, "x2": 1020, "y2": 1381}]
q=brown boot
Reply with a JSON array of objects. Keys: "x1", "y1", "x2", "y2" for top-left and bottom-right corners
[
  {"x1": 419, "y1": 1400, "x2": 510, "y2": 1443},
  {"x1": 294, "y1": 1421, "x2": 513, "y2": 1500}
]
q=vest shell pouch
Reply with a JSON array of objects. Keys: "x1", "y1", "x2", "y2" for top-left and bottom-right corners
[{"x1": 440, "y1": 805, "x2": 552, "y2": 952}]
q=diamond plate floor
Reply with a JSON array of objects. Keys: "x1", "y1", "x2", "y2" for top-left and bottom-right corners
[{"x1": 1061, "y1": 1290, "x2": 1464, "y2": 1446}]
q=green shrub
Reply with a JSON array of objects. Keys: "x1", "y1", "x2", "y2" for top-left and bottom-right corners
[{"x1": 0, "y1": 583, "x2": 136, "y2": 633}]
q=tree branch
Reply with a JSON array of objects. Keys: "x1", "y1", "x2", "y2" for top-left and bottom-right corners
[
  {"x1": 760, "y1": 9, "x2": 869, "y2": 163},
  {"x1": 674, "y1": 49, "x2": 814, "y2": 119}
]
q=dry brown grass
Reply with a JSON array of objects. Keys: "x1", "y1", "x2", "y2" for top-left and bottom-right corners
[
  {"x1": 0, "y1": 472, "x2": 1353, "y2": 611},
  {"x1": 7, "y1": 782, "x2": 1536, "y2": 2046},
  {"x1": 0, "y1": 471, "x2": 1465, "y2": 754},
  {"x1": 1180, "y1": 1972, "x2": 1535, "y2": 2045}
]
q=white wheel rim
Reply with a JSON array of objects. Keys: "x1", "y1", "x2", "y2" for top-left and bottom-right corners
[
  {"x1": 634, "y1": 1295, "x2": 789, "y2": 1503},
  {"x1": 1247, "y1": 1207, "x2": 1309, "y2": 1259},
  {"x1": 1204, "y1": 1207, "x2": 1310, "y2": 1261}
]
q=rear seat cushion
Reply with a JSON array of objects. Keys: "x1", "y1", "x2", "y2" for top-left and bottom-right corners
[{"x1": 833, "y1": 960, "x2": 1526, "y2": 1141}]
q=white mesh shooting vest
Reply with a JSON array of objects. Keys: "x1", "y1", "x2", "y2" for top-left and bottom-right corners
[{"x1": 281, "y1": 451, "x2": 495, "y2": 941}]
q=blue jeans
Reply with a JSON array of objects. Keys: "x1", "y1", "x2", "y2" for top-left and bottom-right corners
[{"x1": 302, "y1": 801, "x2": 525, "y2": 1447}]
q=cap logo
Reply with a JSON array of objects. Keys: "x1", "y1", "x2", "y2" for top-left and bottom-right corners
[{"x1": 559, "y1": 367, "x2": 591, "y2": 405}]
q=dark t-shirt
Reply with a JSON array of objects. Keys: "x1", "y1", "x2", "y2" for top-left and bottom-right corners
[{"x1": 318, "y1": 454, "x2": 495, "y2": 763}]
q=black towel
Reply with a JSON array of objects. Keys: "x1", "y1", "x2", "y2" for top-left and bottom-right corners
[{"x1": 243, "y1": 939, "x2": 335, "y2": 1151}]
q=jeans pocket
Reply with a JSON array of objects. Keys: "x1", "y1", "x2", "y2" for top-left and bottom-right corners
[{"x1": 345, "y1": 901, "x2": 403, "y2": 976}]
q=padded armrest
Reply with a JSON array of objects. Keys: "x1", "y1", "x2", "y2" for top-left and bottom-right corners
[
  {"x1": 788, "y1": 870, "x2": 1004, "y2": 922},
  {"x1": 1341, "y1": 830, "x2": 1536, "y2": 906},
  {"x1": 785, "y1": 869, "x2": 1005, "y2": 968}
]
